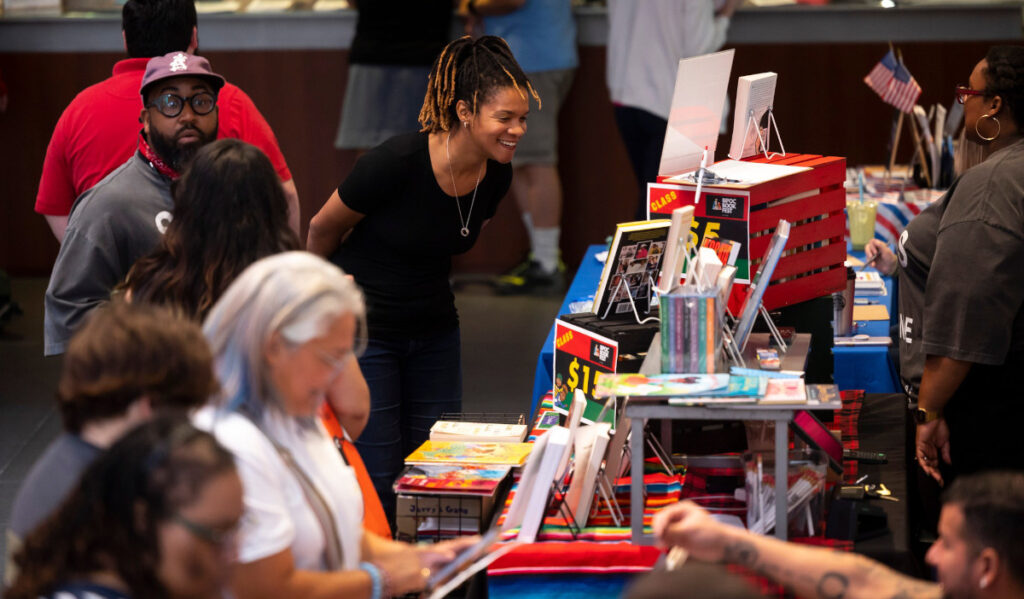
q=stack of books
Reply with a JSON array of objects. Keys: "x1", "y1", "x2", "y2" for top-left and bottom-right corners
[
  {"x1": 855, "y1": 271, "x2": 886, "y2": 296},
  {"x1": 395, "y1": 431, "x2": 531, "y2": 542}
]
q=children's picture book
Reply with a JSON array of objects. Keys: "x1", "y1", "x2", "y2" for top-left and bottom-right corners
[
  {"x1": 759, "y1": 378, "x2": 807, "y2": 404},
  {"x1": 395, "y1": 464, "x2": 512, "y2": 496},
  {"x1": 593, "y1": 373, "x2": 765, "y2": 399},
  {"x1": 806, "y1": 384, "x2": 841, "y2": 406},
  {"x1": 593, "y1": 219, "x2": 672, "y2": 317},
  {"x1": 405, "y1": 441, "x2": 533, "y2": 467}
]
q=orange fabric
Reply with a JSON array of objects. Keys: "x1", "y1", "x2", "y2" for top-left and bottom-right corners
[{"x1": 319, "y1": 402, "x2": 393, "y2": 539}]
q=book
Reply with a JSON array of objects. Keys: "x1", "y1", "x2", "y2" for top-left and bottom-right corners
[
  {"x1": 733, "y1": 219, "x2": 790, "y2": 351},
  {"x1": 759, "y1": 378, "x2": 807, "y2": 404},
  {"x1": 405, "y1": 441, "x2": 533, "y2": 467},
  {"x1": 564, "y1": 422, "x2": 612, "y2": 529},
  {"x1": 593, "y1": 219, "x2": 672, "y2": 317},
  {"x1": 700, "y1": 236, "x2": 741, "y2": 267},
  {"x1": 501, "y1": 426, "x2": 571, "y2": 543},
  {"x1": 593, "y1": 373, "x2": 765, "y2": 399},
  {"x1": 806, "y1": 384, "x2": 841, "y2": 406},
  {"x1": 430, "y1": 420, "x2": 528, "y2": 443},
  {"x1": 394, "y1": 464, "x2": 512, "y2": 496},
  {"x1": 657, "y1": 206, "x2": 695, "y2": 292},
  {"x1": 729, "y1": 72, "x2": 779, "y2": 160}
]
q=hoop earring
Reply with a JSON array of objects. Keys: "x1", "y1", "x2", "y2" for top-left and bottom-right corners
[{"x1": 975, "y1": 114, "x2": 1000, "y2": 142}]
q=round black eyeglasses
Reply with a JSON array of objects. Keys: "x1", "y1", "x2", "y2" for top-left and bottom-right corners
[{"x1": 148, "y1": 92, "x2": 217, "y2": 118}]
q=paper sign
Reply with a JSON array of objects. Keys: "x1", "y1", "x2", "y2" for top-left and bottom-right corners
[{"x1": 552, "y1": 319, "x2": 617, "y2": 425}]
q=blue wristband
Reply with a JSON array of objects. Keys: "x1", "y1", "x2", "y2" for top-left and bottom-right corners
[{"x1": 359, "y1": 561, "x2": 382, "y2": 599}]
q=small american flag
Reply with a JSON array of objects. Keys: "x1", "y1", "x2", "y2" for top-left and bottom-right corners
[{"x1": 863, "y1": 50, "x2": 922, "y2": 114}]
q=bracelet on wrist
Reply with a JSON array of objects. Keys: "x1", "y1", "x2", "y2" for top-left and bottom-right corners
[{"x1": 359, "y1": 561, "x2": 383, "y2": 599}]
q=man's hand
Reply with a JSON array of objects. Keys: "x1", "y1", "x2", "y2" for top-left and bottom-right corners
[
  {"x1": 916, "y1": 418, "x2": 951, "y2": 485},
  {"x1": 652, "y1": 501, "x2": 735, "y2": 563}
]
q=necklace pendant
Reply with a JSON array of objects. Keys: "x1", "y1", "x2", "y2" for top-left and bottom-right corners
[{"x1": 460, "y1": 226, "x2": 470, "y2": 238}]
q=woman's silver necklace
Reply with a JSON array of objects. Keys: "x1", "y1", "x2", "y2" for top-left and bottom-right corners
[{"x1": 446, "y1": 131, "x2": 483, "y2": 238}]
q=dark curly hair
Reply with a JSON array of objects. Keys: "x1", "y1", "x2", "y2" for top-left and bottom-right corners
[
  {"x1": 58, "y1": 299, "x2": 217, "y2": 434},
  {"x1": 418, "y1": 35, "x2": 539, "y2": 134},
  {"x1": 983, "y1": 45, "x2": 1024, "y2": 128},
  {"x1": 123, "y1": 138, "x2": 300, "y2": 321},
  {"x1": 7, "y1": 416, "x2": 237, "y2": 599}
]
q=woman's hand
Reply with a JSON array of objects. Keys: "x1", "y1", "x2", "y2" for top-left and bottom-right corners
[
  {"x1": 864, "y1": 239, "x2": 898, "y2": 276},
  {"x1": 916, "y1": 418, "x2": 951, "y2": 486}
]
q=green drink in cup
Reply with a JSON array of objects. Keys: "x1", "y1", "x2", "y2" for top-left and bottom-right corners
[{"x1": 847, "y1": 200, "x2": 877, "y2": 250}]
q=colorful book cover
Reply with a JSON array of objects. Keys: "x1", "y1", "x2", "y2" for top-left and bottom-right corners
[
  {"x1": 700, "y1": 236, "x2": 741, "y2": 266},
  {"x1": 760, "y1": 378, "x2": 807, "y2": 404},
  {"x1": 395, "y1": 464, "x2": 511, "y2": 495},
  {"x1": 592, "y1": 220, "x2": 672, "y2": 317},
  {"x1": 806, "y1": 384, "x2": 841, "y2": 405},
  {"x1": 405, "y1": 441, "x2": 533, "y2": 466}
]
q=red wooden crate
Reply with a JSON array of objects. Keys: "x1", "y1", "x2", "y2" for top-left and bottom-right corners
[{"x1": 648, "y1": 153, "x2": 847, "y2": 313}]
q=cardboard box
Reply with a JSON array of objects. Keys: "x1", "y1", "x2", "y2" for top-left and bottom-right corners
[{"x1": 395, "y1": 493, "x2": 495, "y2": 542}]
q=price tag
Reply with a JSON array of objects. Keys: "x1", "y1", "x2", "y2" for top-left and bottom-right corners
[
  {"x1": 648, "y1": 183, "x2": 752, "y2": 281},
  {"x1": 552, "y1": 319, "x2": 617, "y2": 425}
]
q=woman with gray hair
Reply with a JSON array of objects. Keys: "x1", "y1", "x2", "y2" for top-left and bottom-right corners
[{"x1": 195, "y1": 251, "x2": 471, "y2": 599}]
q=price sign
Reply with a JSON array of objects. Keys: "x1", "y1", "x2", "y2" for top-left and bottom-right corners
[
  {"x1": 552, "y1": 319, "x2": 618, "y2": 425},
  {"x1": 648, "y1": 183, "x2": 751, "y2": 281}
]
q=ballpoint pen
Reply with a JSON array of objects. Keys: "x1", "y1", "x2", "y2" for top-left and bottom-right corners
[{"x1": 858, "y1": 253, "x2": 880, "y2": 272}]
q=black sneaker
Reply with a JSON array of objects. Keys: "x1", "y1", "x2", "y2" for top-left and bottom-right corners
[{"x1": 494, "y1": 258, "x2": 566, "y2": 295}]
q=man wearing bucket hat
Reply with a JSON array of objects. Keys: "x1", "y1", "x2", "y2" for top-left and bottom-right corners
[{"x1": 44, "y1": 52, "x2": 223, "y2": 356}]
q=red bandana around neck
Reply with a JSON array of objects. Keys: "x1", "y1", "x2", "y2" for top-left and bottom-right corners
[{"x1": 138, "y1": 131, "x2": 181, "y2": 180}]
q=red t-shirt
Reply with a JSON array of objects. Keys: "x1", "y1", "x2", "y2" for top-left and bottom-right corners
[{"x1": 35, "y1": 58, "x2": 292, "y2": 216}]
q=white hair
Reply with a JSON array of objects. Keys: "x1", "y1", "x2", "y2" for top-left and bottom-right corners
[{"x1": 202, "y1": 251, "x2": 366, "y2": 415}]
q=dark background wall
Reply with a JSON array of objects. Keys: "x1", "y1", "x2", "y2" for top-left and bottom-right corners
[{"x1": 0, "y1": 40, "x2": 1003, "y2": 276}]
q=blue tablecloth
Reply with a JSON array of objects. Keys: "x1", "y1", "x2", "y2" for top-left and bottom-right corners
[
  {"x1": 835, "y1": 249, "x2": 901, "y2": 394},
  {"x1": 531, "y1": 244, "x2": 608, "y2": 417},
  {"x1": 530, "y1": 244, "x2": 901, "y2": 416}
]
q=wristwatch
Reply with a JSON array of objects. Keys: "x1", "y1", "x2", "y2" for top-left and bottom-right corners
[{"x1": 915, "y1": 409, "x2": 942, "y2": 424}]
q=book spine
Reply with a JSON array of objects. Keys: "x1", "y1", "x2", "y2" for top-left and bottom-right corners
[
  {"x1": 697, "y1": 296, "x2": 707, "y2": 373},
  {"x1": 673, "y1": 296, "x2": 684, "y2": 374},
  {"x1": 660, "y1": 294, "x2": 671, "y2": 374},
  {"x1": 688, "y1": 297, "x2": 699, "y2": 372}
]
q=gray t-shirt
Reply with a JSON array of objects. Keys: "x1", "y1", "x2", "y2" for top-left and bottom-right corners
[
  {"x1": 898, "y1": 139, "x2": 1024, "y2": 397},
  {"x1": 44, "y1": 152, "x2": 173, "y2": 356},
  {"x1": 8, "y1": 433, "x2": 100, "y2": 538}
]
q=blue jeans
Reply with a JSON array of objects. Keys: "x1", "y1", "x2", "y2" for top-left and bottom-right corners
[{"x1": 354, "y1": 327, "x2": 462, "y2": 527}]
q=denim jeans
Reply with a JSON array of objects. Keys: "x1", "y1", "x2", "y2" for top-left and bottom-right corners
[{"x1": 354, "y1": 327, "x2": 462, "y2": 527}]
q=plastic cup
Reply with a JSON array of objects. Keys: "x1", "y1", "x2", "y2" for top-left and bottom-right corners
[{"x1": 847, "y1": 200, "x2": 877, "y2": 250}]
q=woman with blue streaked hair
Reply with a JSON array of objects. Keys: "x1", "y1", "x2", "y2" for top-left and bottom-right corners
[{"x1": 196, "y1": 251, "x2": 471, "y2": 599}]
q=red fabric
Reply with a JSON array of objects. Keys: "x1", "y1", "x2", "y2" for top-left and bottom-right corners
[
  {"x1": 318, "y1": 402, "x2": 393, "y2": 539},
  {"x1": 489, "y1": 542, "x2": 660, "y2": 576},
  {"x1": 35, "y1": 58, "x2": 291, "y2": 216},
  {"x1": 137, "y1": 131, "x2": 180, "y2": 180}
]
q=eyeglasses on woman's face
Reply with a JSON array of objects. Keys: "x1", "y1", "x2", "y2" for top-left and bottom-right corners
[{"x1": 955, "y1": 85, "x2": 984, "y2": 105}]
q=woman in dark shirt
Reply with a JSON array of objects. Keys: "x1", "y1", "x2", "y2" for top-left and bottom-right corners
[
  {"x1": 866, "y1": 46, "x2": 1024, "y2": 484},
  {"x1": 307, "y1": 35, "x2": 535, "y2": 521}
]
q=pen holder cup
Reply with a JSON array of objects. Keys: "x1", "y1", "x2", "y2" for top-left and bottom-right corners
[
  {"x1": 846, "y1": 200, "x2": 878, "y2": 250},
  {"x1": 742, "y1": 448, "x2": 828, "y2": 538}
]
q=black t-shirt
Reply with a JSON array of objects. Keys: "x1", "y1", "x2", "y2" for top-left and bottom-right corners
[
  {"x1": 349, "y1": 0, "x2": 452, "y2": 66},
  {"x1": 897, "y1": 139, "x2": 1024, "y2": 475},
  {"x1": 332, "y1": 131, "x2": 511, "y2": 339}
]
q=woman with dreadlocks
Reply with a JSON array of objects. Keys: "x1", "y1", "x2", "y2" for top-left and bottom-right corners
[{"x1": 308, "y1": 35, "x2": 536, "y2": 523}]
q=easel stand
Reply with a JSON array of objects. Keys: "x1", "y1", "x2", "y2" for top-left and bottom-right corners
[
  {"x1": 599, "y1": 274, "x2": 661, "y2": 325},
  {"x1": 735, "y1": 107, "x2": 788, "y2": 161}
]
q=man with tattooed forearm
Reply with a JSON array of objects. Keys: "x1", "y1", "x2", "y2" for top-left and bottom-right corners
[{"x1": 653, "y1": 472, "x2": 1024, "y2": 599}]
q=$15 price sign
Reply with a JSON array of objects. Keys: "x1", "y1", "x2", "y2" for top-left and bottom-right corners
[{"x1": 552, "y1": 319, "x2": 618, "y2": 425}]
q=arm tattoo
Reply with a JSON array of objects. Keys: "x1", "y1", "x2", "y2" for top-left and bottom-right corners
[
  {"x1": 817, "y1": 572, "x2": 851, "y2": 599},
  {"x1": 722, "y1": 541, "x2": 758, "y2": 568}
]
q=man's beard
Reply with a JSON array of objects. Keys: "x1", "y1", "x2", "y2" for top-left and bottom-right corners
[{"x1": 148, "y1": 124, "x2": 216, "y2": 172}]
